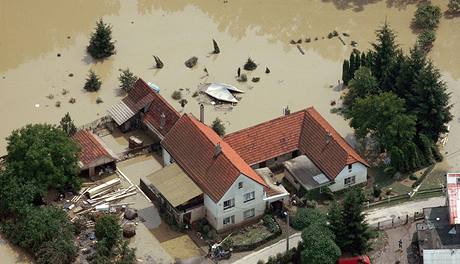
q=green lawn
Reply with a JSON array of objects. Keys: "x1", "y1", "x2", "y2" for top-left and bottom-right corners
[
  {"x1": 419, "y1": 160, "x2": 447, "y2": 190},
  {"x1": 231, "y1": 224, "x2": 273, "y2": 245},
  {"x1": 369, "y1": 167, "x2": 413, "y2": 196}
]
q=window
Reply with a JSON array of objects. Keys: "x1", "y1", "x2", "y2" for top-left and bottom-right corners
[
  {"x1": 238, "y1": 182, "x2": 243, "y2": 189},
  {"x1": 344, "y1": 176, "x2": 356, "y2": 186},
  {"x1": 223, "y1": 199, "x2": 235, "y2": 210},
  {"x1": 223, "y1": 215, "x2": 235, "y2": 225},
  {"x1": 244, "y1": 191, "x2": 255, "y2": 202},
  {"x1": 348, "y1": 164, "x2": 352, "y2": 171},
  {"x1": 243, "y1": 208, "x2": 255, "y2": 219}
]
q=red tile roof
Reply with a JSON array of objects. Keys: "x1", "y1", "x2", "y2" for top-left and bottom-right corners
[
  {"x1": 141, "y1": 84, "x2": 181, "y2": 137},
  {"x1": 162, "y1": 114, "x2": 267, "y2": 202},
  {"x1": 72, "y1": 130, "x2": 116, "y2": 168},
  {"x1": 224, "y1": 110, "x2": 306, "y2": 165},
  {"x1": 447, "y1": 173, "x2": 460, "y2": 225},
  {"x1": 224, "y1": 107, "x2": 369, "y2": 180},
  {"x1": 123, "y1": 79, "x2": 158, "y2": 113}
]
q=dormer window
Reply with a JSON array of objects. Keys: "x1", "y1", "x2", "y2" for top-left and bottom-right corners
[{"x1": 348, "y1": 164, "x2": 352, "y2": 171}]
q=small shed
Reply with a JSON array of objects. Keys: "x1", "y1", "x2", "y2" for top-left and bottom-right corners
[
  {"x1": 140, "y1": 163, "x2": 204, "y2": 225},
  {"x1": 73, "y1": 130, "x2": 118, "y2": 177}
]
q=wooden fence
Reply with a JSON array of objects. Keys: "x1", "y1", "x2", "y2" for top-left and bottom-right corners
[
  {"x1": 369, "y1": 211, "x2": 425, "y2": 231},
  {"x1": 78, "y1": 115, "x2": 113, "y2": 132}
]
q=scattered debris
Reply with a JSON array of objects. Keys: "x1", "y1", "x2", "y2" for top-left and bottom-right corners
[
  {"x1": 67, "y1": 36, "x2": 71, "y2": 39},
  {"x1": 296, "y1": 39, "x2": 302, "y2": 44},
  {"x1": 338, "y1": 36, "x2": 346, "y2": 45},
  {"x1": 171, "y1": 90, "x2": 182, "y2": 100},
  {"x1": 212, "y1": 39, "x2": 220, "y2": 54},
  {"x1": 57, "y1": 53, "x2": 61, "y2": 57},
  {"x1": 244, "y1": 57, "x2": 257, "y2": 71},
  {"x1": 297, "y1": 44, "x2": 305, "y2": 55},
  {"x1": 342, "y1": 32, "x2": 350, "y2": 37},
  {"x1": 68, "y1": 73, "x2": 74, "y2": 77},
  {"x1": 47, "y1": 94, "x2": 54, "y2": 99},
  {"x1": 265, "y1": 67, "x2": 270, "y2": 74},
  {"x1": 192, "y1": 91, "x2": 199, "y2": 97},
  {"x1": 290, "y1": 40, "x2": 296, "y2": 44},
  {"x1": 314, "y1": 37, "x2": 318, "y2": 41},
  {"x1": 237, "y1": 67, "x2": 241, "y2": 77},
  {"x1": 62, "y1": 88, "x2": 69, "y2": 95},
  {"x1": 252, "y1": 77, "x2": 260, "y2": 83},
  {"x1": 179, "y1": 98, "x2": 188, "y2": 108},
  {"x1": 69, "y1": 97, "x2": 76, "y2": 104},
  {"x1": 330, "y1": 100, "x2": 336, "y2": 106},
  {"x1": 86, "y1": 179, "x2": 121, "y2": 199},
  {"x1": 96, "y1": 97, "x2": 103, "y2": 104},
  {"x1": 351, "y1": 40, "x2": 358, "y2": 47},
  {"x1": 305, "y1": 38, "x2": 311, "y2": 43},
  {"x1": 237, "y1": 73, "x2": 247, "y2": 82},
  {"x1": 185, "y1": 56, "x2": 198, "y2": 68},
  {"x1": 55, "y1": 101, "x2": 61, "y2": 107},
  {"x1": 153, "y1": 55, "x2": 164, "y2": 69}
]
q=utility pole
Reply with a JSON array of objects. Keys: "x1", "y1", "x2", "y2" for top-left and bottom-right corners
[{"x1": 285, "y1": 211, "x2": 290, "y2": 252}]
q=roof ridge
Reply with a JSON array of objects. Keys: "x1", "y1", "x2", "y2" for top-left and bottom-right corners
[
  {"x1": 224, "y1": 108, "x2": 307, "y2": 138},
  {"x1": 305, "y1": 107, "x2": 368, "y2": 166},
  {"x1": 137, "y1": 78, "x2": 181, "y2": 116},
  {"x1": 186, "y1": 114, "x2": 267, "y2": 187}
]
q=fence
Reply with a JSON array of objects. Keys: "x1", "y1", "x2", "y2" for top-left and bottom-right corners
[
  {"x1": 365, "y1": 187, "x2": 444, "y2": 209},
  {"x1": 78, "y1": 115, "x2": 113, "y2": 132},
  {"x1": 369, "y1": 211, "x2": 424, "y2": 231}
]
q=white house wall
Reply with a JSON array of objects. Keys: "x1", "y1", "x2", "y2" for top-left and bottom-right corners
[
  {"x1": 328, "y1": 162, "x2": 368, "y2": 192},
  {"x1": 204, "y1": 174, "x2": 266, "y2": 231},
  {"x1": 162, "y1": 148, "x2": 173, "y2": 166}
]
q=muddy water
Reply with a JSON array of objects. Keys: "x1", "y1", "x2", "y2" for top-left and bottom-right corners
[{"x1": 2, "y1": 0, "x2": 460, "y2": 260}]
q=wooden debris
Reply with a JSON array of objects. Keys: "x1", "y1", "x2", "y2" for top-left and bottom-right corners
[
  {"x1": 86, "y1": 178, "x2": 121, "y2": 199},
  {"x1": 296, "y1": 44, "x2": 305, "y2": 55},
  {"x1": 153, "y1": 55, "x2": 164, "y2": 69},
  {"x1": 212, "y1": 39, "x2": 220, "y2": 54}
]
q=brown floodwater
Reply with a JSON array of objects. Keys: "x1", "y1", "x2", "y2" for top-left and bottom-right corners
[{"x1": 1, "y1": 0, "x2": 460, "y2": 259}]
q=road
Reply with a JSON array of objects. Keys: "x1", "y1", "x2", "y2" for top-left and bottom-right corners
[{"x1": 365, "y1": 196, "x2": 446, "y2": 225}]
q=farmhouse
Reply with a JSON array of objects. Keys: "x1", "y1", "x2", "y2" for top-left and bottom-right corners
[{"x1": 224, "y1": 107, "x2": 369, "y2": 192}]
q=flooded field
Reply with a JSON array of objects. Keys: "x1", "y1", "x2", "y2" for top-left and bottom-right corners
[{"x1": 1, "y1": 0, "x2": 460, "y2": 261}]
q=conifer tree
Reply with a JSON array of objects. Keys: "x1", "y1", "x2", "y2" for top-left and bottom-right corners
[
  {"x1": 328, "y1": 202, "x2": 345, "y2": 250},
  {"x1": 118, "y1": 69, "x2": 138, "y2": 93},
  {"x1": 84, "y1": 70, "x2": 102, "y2": 92},
  {"x1": 371, "y1": 22, "x2": 401, "y2": 91},
  {"x1": 340, "y1": 188, "x2": 371, "y2": 254},
  {"x1": 360, "y1": 52, "x2": 367, "y2": 67},
  {"x1": 87, "y1": 19, "x2": 115, "y2": 59},
  {"x1": 59, "y1": 113, "x2": 77, "y2": 137},
  {"x1": 342, "y1": 60, "x2": 350, "y2": 85},
  {"x1": 448, "y1": 0, "x2": 460, "y2": 13}
]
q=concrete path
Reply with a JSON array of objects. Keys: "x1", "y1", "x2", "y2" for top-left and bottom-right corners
[
  {"x1": 231, "y1": 233, "x2": 302, "y2": 264},
  {"x1": 365, "y1": 196, "x2": 446, "y2": 225}
]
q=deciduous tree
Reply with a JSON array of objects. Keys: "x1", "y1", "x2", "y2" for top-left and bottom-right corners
[
  {"x1": 301, "y1": 223, "x2": 341, "y2": 264},
  {"x1": 60, "y1": 112, "x2": 77, "y2": 136},
  {"x1": 211, "y1": 118, "x2": 226, "y2": 136}
]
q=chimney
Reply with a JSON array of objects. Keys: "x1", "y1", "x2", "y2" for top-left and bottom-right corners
[
  {"x1": 283, "y1": 106, "x2": 290, "y2": 116},
  {"x1": 200, "y1": 104, "x2": 205, "y2": 123},
  {"x1": 214, "y1": 142, "x2": 222, "y2": 158},
  {"x1": 325, "y1": 132, "x2": 332, "y2": 144},
  {"x1": 160, "y1": 113, "x2": 166, "y2": 129}
]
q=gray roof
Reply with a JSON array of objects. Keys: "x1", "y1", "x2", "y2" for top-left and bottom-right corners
[
  {"x1": 107, "y1": 101, "x2": 135, "y2": 125},
  {"x1": 283, "y1": 155, "x2": 330, "y2": 190},
  {"x1": 417, "y1": 207, "x2": 460, "y2": 253}
]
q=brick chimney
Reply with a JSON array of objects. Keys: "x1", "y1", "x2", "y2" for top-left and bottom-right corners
[
  {"x1": 160, "y1": 113, "x2": 166, "y2": 129},
  {"x1": 200, "y1": 104, "x2": 205, "y2": 123},
  {"x1": 214, "y1": 142, "x2": 222, "y2": 158}
]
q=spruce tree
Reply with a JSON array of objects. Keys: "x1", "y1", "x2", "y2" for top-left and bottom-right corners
[
  {"x1": 343, "y1": 67, "x2": 379, "y2": 107},
  {"x1": 328, "y1": 202, "x2": 345, "y2": 250},
  {"x1": 340, "y1": 188, "x2": 371, "y2": 255},
  {"x1": 412, "y1": 61, "x2": 452, "y2": 141},
  {"x1": 84, "y1": 70, "x2": 102, "y2": 92},
  {"x1": 87, "y1": 19, "x2": 115, "y2": 59},
  {"x1": 360, "y1": 52, "x2": 367, "y2": 67},
  {"x1": 342, "y1": 60, "x2": 350, "y2": 85},
  {"x1": 371, "y1": 22, "x2": 401, "y2": 91},
  {"x1": 349, "y1": 53, "x2": 356, "y2": 80},
  {"x1": 448, "y1": 0, "x2": 460, "y2": 13},
  {"x1": 59, "y1": 113, "x2": 77, "y2": 136},
  {"x1": 118, "y1": 69, "x2": 138, "y2": 93}
]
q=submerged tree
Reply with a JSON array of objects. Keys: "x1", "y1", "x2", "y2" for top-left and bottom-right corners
[
  {"x1": 59, "y1": 112, "x2": 77, "y2": 136},
  {"x1": 370, "y1": 22, "x2": 402, "y2": 92},
  {"x1": 84, "y1": 70, "x2": 102, "y2": 92},
  {"x1": 448, "y1": 0, "x2": 460, "y2": 13},
  {"x1": 342, "y1": 59, "x2": 350, "y2": 85},
  {"x1": 6, "y1": 124, "x2": 80, "y2": 193},
  {"x1": 118, "y1": 68, "x2": 138, "y2": 93},
  {"x1": 343, "y1": 67, "x2": 379, "y2": 107},
  {"x1": 413, "y1": 3, "x2": 441, "y2": 30},
  {"x1": 87, "y1": 19, "x2": 115, "y2": 59},
  {"x1": 212, "y1": 118, "x2": 226, "y2": 136}
]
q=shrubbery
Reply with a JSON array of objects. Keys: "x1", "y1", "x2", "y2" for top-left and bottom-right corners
[{"x1": 413, "y1": 3, "x2": 441, "y2": 30}]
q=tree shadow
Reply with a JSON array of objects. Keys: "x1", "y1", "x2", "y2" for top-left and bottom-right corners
[
  {"x1": 81, "y1": 53, "x2": 95, "y2": 65},
  {"x1": 386, "y1": 0, "x2": 420, "y2": 10},
  {"x1": 321, "y1": 0, "x2": 382, "y2": 12},
  {"x1": 444, "y1": 10, "x2": 460, "y2": 19}
]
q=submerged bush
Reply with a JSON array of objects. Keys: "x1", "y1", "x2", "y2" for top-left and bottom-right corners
[{"x1": 413, "y1": 3, "x2": 441, "y2": 30}]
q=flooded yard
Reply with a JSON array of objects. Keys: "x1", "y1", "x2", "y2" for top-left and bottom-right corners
[
  {"x1": 2, "y1": 0, "x2": 460, "y2": 261},
  {"x1": 1, "y1": 0, "x2": 459, "y2": 158}
]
